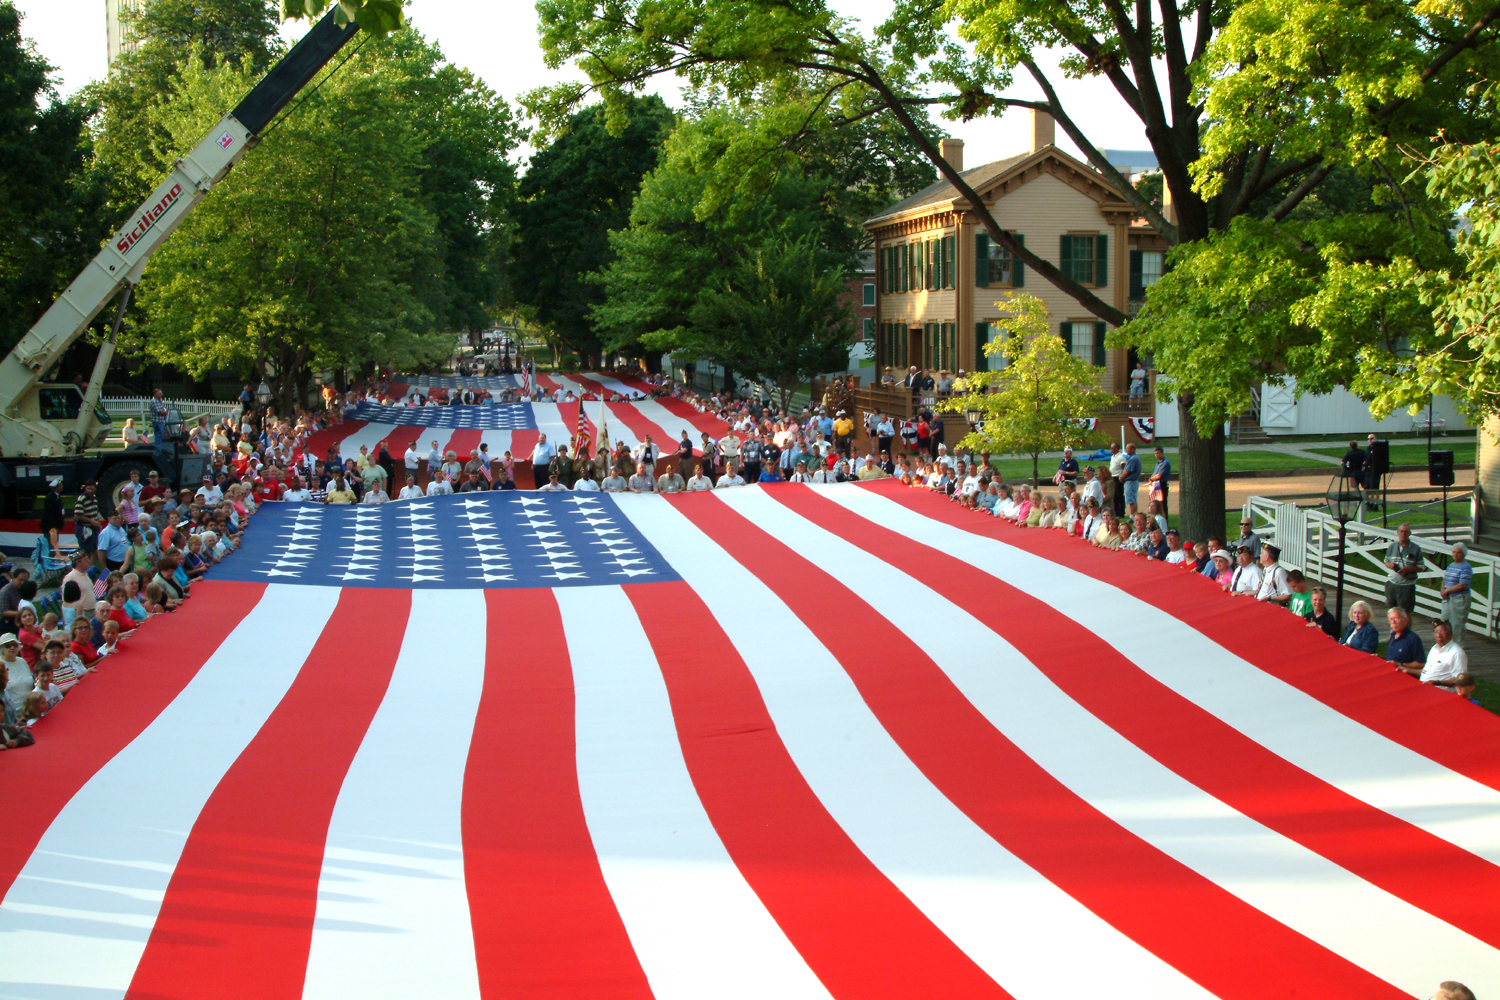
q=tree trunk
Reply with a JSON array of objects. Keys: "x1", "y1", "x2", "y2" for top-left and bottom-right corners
[
  {"x1": 1032, "y1": 452, "x2": 1040, "y2": 489},
  {"x1": 1175, "y1": 392, "x2": 1227, "y2": 543}
]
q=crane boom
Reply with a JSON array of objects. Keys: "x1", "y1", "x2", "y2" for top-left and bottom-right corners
[{"x1": 0, "y1": 9, "x2": 359, "y2": 459}]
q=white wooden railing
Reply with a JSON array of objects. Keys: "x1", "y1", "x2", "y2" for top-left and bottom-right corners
[
  {"x1": 102, "y1": 396, "x2": 241, "y2": 426},
  {"x1": 1243, "y1": 490, "x2": 1492, "y2": 637}
]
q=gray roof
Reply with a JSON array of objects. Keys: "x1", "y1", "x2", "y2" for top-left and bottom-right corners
[
  {"x1": 1104, "y1": 148, "x2": 1158, "y2": 171},
  {"x1": 865, "y1": 152, "x2": 1030, "y2": 225}
]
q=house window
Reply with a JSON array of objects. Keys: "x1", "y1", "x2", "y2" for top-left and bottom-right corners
[
  {"x1": 1060, "y1": 321, "x2": 1109, "y2": 367},
  {"x1": 975, "y1": 322, "x2": 1009, "y2": 372},
  {"x1": 1129, "y1": 249, "x2": 1164, "y2": 301},
  {"x1": 863, "y1": 317, "x2": 874, "y2": 343},
  {"x1": 974, "y1": 233, "x2": 1025, "y2": 287},
  {"x1": 862, "y1": 282, "x2": 875, "y2": 306},
  {"x1": 1061, "y1": 233, "x2": 1108, "y2": 287}
]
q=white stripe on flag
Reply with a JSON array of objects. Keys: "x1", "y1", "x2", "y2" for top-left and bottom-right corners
[
  {"x1": 337, "y1": 421, "x2": 395, "y2": 464},
  {"x1": 533, "y1": 403, "x2": 571, "y2": 450},
  {"x1": 822, "y1": 485, "x2": 1500, "y2": 867},
  {"x1": 557, "y1": 585, "x2": 833, "y2": 1000},
  {"x1": 617, "y1": 494, "x2": 1215, "y2": 1000},
  {"x1": 477, "y1": 428, "x2": 514, "y2": 461},
  {"x1": 632, "y1": 397, "x2": 702, "y2": 444},
  {"x1": 0, "y1": 584, "x2": 338, "y2": 997},
  {"x1": 599, "y1": 403, "x2": 642, "y2": 449},
  {"x1": 589, "y1": 376, "x2": 638, "y2": 397},
  {"x1": 719, "y1": 488, "x2": 1499, "y2": 995},
  {"x1": 301, "y1": 590, "x2": 486, "y2": 1000}
]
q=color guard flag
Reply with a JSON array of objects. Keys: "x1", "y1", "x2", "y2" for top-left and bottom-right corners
[
  {"x1": 574, "y1": 400, "x2": 593, "y2": 459},
  {"x1": 3, "y1": 483, "x2": 1497, "y2": 1000}
]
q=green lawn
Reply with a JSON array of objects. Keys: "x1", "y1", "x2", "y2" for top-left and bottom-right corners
[
  {"x1": 1309, "y1": 442, "x2": 1476, "y2": 465},
  {"x1": 985, "y1": 449, "x2": 1314, "y2": 483}
]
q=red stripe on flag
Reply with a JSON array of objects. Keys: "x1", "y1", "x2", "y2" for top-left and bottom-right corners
[
  {"x1": 464, "y1": 589, "x2": 652, "y2": 998},
  {"x1": 123, "y1": 588, "x2": 411, "y2": 1000},
  {"x1": 444, "y1": 429, "x2": 484, "y2": 464},
  {"x1": 612, "y1": 372, "x2": 655, "y2": 394},
  {"x1": 670, "y1": 494, "x2": 1407, "y2": 1000},
  {"x1": 509, "y1": 430, "x2": 541, "y2": 488},
  {"x1": 534, "y1": 373, "x2": 561, "y2": 394},
  {"x1": 777, "y1": 485, "x2": 1500, "y2": 948},
  {"x1": 627, "y1": 580, "x2": 1012, "y2": 1000},
  {"x1": 0, "y1": 580, "x2": 266, "y2": 900},
  {"x1": 603, "y1": 402, "x2": 661, "y2": 452},
  {"x1": 379, "y1": 424, "x2": 424, "y2": 466},
  {"x1": 867, "y1": 480, "x2": 1500, "y2": 795},
  {"x1": 299, "y1": 421, "x2": 365, "y2": 467},
  {"x1": 654, "y1": 397, "x2": 729, "y2": 440},
  {"x1": 567, "y1": 373, "x2": 609, "y2": 398}
]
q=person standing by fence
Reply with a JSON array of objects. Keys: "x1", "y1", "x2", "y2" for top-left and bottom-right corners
[
  {"x1": 1440, "y1": 543, "x2": 1474, "y2": 645},
  {"x1": 1382, "y1": 523, "x2": 1422, "y2": 614}
]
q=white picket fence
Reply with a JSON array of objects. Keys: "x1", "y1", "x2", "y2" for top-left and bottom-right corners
[
  {"x1": 1243, "y1": 491, "x2": 1492, "y2": 637},
  {"x1": 101, "y1": 396, "x2": 241, "y2": 427}
]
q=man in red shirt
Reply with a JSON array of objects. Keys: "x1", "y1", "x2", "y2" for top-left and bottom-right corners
[
  {"x1": 253, "y1": 466, "x2": 285, "y2": 505},
  {"x1": 138, "y1": 470, "x2": 169, "y2": 505}
]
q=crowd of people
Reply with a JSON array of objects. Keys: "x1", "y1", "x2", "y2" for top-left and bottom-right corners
[
  {"x1": 2, "y1": 462, "x2": 270, "y2": 750},
  {"x1": 5, "y1": 366, "x2": 1482, "y2": 753}
]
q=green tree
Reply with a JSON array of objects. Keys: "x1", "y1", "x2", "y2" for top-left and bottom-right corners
[
  {"x1": 0, "y1": 2, "x2": 110, "y2": 355},
  {"x1": 120, "y1": 30, "x2": 486, "y2": 407},
  {"x1": 510, "y1": 95, "x2": 674, "y2": 368},
  {"x1": 687, "y1": 237, "x2": 854, "y2": 410},
  {"x1": 1353, "y1": 130, "x2": 1500, "y2": 422},
  {"x1": 527, "y1": 0, "x2": 1500, "y2": 543},
  {"x1": 944, "y1": 294, "x2": 1113, "y2": 487},
  {"x1": 90, "y1": 0, "x2": 284, "y2": 214},
  {"x1": 591, "y1": 106, "x2": 863, "y2": 360}
]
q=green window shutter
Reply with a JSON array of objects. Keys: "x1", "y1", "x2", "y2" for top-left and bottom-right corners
[
  {"x1": 901, "y1": 244, "x2": 909, "y2": 292},
  {"x1": 932, "y1": 238, "x2": 940, "y2": 290},
  {"x1": 975, "y1": 322, "x2": 988, "y2": 372},
  {"x1": 928, "y1": 239, "x2": 937, "y2": 290},
  {"x1": 1093, "y1": 321, "x2": 1107, "y2": 367},
  {"x1": 1129, "y1": 249, "x2": 1143, "y2": 300},
  {"x1": 945, "y1": 322, "x2": 956, "y2": 368},
  {"x1": 1095, "y1": 233, "x2": 1108, "y2": 288},
  {"x1": 1060, "y1": 322, "x2": 1072, "y2": 355},
  {"x1": 1013, "y1": 233, "x2": 1025, "y2": 286},
  {"x1": 975, "y1": 233, "x2": 989, "y2": 287},
  {"x1": 1059, "y1": 235, "x2": 1074, "y2": 283},
  {"x1": 946, "y1": 235, "x2": 956, "y2": 288}
]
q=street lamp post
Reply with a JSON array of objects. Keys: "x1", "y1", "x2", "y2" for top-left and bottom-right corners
[{"x1": 1324, "y1": 471, "x2": 1363, "y2": 627}]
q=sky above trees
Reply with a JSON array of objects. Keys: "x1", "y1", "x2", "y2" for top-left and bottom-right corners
[{"x1": 12, "y1": 0, "x2": 1152, "y2": 168}]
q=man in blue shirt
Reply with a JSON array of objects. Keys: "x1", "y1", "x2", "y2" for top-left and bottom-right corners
[
  {"x1": 1150, "y1": 446, "x2": 1172, "y2": 522},
  {"x1": 96, "y1": 511, "x2": 131, "y2": 572},
  {"x1": 1122, "y1": 443, "x2": 1143, "y2": 516},
  {"x1": 1384, "y1": 607, "x2": 1425, "y2": 674},
  {"x1": 1441, "y1": 543, "x2": 1475, "y2": 645}
]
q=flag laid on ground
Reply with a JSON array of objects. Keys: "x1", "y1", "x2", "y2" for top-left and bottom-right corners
[
  {"x1": 3, "y1": 480, "x2": 1497, "y2": 1000},
  {"x1": 303, "y1": 398, "x2": 729, "y2": 478}
]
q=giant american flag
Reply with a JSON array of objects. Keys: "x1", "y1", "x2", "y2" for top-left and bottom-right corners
[
  {"x1": 2, "y1": 484, "x2": 1499, "y2": 997},
  {"x1": 318, "y1": 372, "x2": 721, "y2": 483}
]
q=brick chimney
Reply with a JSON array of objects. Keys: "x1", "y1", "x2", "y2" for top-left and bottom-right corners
[
  {"x1": 940, "y1": 137, "x2": 964, "y2": 174},
  {"x1": 1029, "y1": 109, "x2": 1055, "y2": 152}
]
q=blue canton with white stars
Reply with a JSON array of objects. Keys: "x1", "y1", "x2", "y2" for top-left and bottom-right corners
[
  {"x1": 346, "y1": 402, "x2": 538, "y2": 430},
  {"x1": 211, "y1": 493, "x2": 678, "y2": 589}
]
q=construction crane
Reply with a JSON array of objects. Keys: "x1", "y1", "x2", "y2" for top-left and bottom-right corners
[{"x1": 0, "y1": 9, "x2": 360, "y2": 513}]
